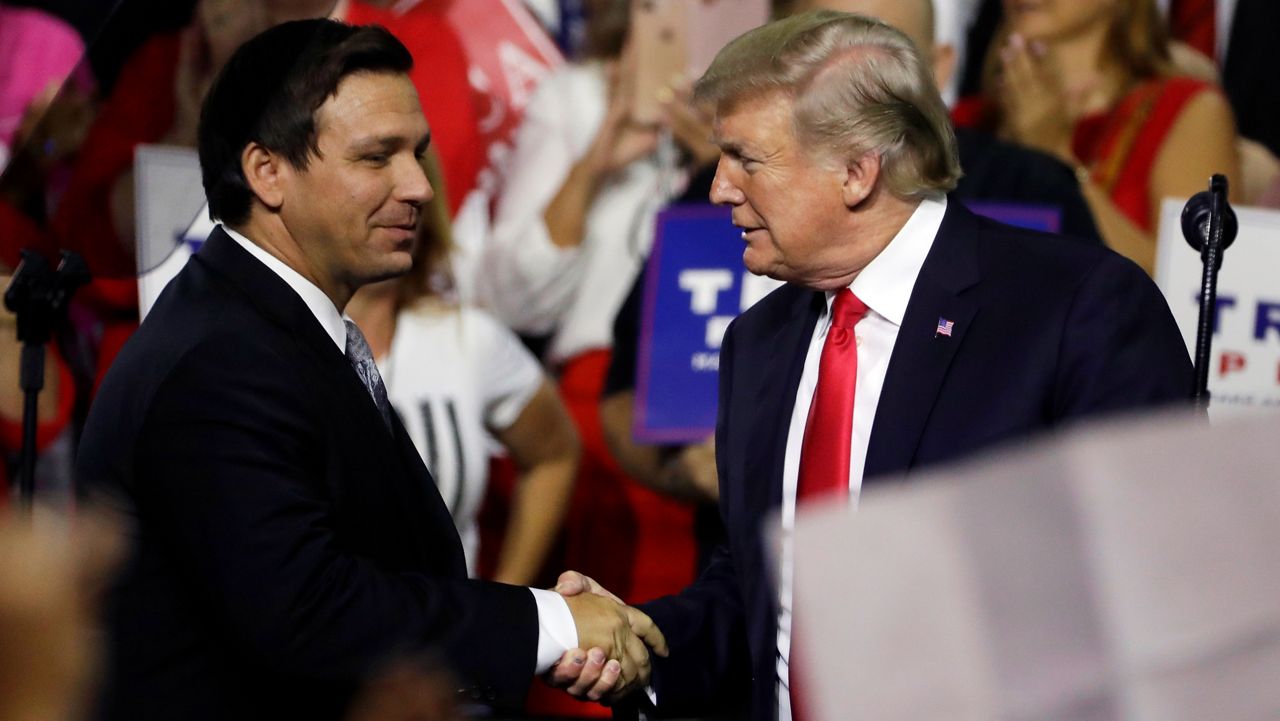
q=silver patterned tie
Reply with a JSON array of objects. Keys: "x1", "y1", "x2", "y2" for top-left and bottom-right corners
[{"x1": 344, "y1": 319, "x2": 393, "y2": 430}]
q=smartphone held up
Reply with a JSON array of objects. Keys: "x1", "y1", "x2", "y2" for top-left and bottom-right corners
[{"x1": 628, "y1": 0, "x2": 769, "y2": 125}]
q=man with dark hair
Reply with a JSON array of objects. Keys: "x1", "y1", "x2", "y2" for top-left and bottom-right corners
[{"x1": 77, "y1": 19, "x2": 662, "y2": 721}]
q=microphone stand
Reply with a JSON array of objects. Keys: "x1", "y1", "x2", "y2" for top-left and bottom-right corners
[
  {"x1": 1180, "y1": 174, "x2": 1239, "y2": 410},
  {"x1": 3, "y1": 249, "x2": 90, "y2": 509}
]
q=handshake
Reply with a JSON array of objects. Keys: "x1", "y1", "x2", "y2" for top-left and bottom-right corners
[{"x1": 546, "y1": 571, "x2": 667, "y2": 704}]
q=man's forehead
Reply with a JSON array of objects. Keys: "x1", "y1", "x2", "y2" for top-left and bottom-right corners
[
  {"x1": 711, "y1": 90, "x2": 794, "y2": 145},
  {"x1": 315, "y1": 72, "x2": 426, "y2": 134}
]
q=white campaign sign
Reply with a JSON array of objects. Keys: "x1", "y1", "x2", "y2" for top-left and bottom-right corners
[
  {"x1": 1155, "y1": 197, "x2": 1280, "y2": 420},
  {"x1": 135, "y1": 145, "x2": 211, "y2": 320}
]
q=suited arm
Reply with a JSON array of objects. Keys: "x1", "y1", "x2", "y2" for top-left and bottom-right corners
[
  {"x1": 631, "y1": 317, "x2": 752, "y2": 715},
  {"x1": 131, "y1": 340, "x2": 538, "y2": 705},
  {"x1": 1052, "y1": 252, "x2": 1194, "y2": 418},
  {"x1": 636, "y1": 545, "x2": 752, "y2": 716}
]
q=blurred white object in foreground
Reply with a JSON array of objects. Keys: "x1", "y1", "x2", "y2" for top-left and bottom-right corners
[{"x1": 791, "y1": 410, "x2": 1280, "y2": 721}]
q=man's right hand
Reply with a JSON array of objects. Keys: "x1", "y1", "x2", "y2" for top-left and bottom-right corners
[{"x1": 547, "y1": 571, "x2": 667, "y2": 703}]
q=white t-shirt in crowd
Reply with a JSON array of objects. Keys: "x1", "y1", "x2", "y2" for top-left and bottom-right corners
[{"x1": 377, "y1": 301, "x2": 544, "y2": 575}]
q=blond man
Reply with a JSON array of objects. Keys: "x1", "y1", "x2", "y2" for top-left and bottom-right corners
[{"x1": 554, "y1": 11, "x2": 1190, "y2": 719}]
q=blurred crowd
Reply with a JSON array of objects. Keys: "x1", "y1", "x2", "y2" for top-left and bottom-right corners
[{"x1": 0, "y1": 0, "x2": 1272, "y2": 717}]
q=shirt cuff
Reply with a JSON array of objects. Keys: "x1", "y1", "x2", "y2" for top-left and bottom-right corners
[{"x1": 530, "y1": 587, "x2": 579, "y2": 674}]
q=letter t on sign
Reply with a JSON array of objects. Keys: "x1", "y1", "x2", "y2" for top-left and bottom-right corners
[{"x1": 679, "y1": 269, "x2": 734, "y2": 315}]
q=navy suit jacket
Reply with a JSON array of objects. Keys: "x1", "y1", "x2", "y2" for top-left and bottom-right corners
[
  {"x1": 78, "y1": 228, "x2": 538, "y2": 720},
  {"x1": 637, "y1": 200, "x2": 1193, "y2": 719}
]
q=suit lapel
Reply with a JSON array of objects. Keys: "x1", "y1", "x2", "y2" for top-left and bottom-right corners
[
  {"x1": 864, "y1": 201, "x2": 983, "y2": 480},
  {"x1": 743, "y1": 287, "x2": 822, "y2": 513}
]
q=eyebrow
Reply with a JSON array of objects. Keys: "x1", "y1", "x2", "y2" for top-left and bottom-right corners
[
  {"x1": 350, "y1": 131, "x2": 432, "y2": 155},
  {"x1": 713, "y1": 138, "x2": 741, "y2": 154}
]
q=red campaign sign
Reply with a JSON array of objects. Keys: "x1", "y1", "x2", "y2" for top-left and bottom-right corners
[{"x1": 442, "y1": 0, "x2": 563, "y2": 194}]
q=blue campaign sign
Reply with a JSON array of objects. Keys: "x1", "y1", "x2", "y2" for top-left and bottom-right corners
[
  {"x1": 965, "y1": 201, "x2": 1062, "y2": 233},
  {"x1": 636, "y1": 204, "x2": 781, "y2": 443}
]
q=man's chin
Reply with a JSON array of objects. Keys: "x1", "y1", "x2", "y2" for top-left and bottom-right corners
[
  {"x1": 364, "y1": 257, "x2": 414, "y2": 286},
  {"x1": 742, "y1": 251, "x2": 785, "y2": 283},
  {"x1": 742, "y1": 249, "x2": 767, "y2": 275}
]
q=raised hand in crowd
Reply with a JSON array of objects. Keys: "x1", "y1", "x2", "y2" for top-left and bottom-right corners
[
  {"x1": 658, "y1": 76, "x2": 720, "y2": 169},
  {"x1": 996, "y1": 33, "x2": 1078, "y2": 164},
  {"x1": 547, "y1": 571, "x2": 666, "y2": 704},
  {"x1": 166, "y1": 0, "x2": 268, "y2": 147},
  {"x1": 542, "y1": 50, "x2": 660, "y2": 251},
  {"x1": 586, "y1": 50, "x2": 664, "y2": 179}
]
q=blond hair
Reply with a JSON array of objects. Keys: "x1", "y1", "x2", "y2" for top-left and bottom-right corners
[
  {"x1": 695, "y1": 10, "x2": 960, "y2": 198},
  {"x1": 396, "y1": 148, "x2": 456, "y2": 308}
]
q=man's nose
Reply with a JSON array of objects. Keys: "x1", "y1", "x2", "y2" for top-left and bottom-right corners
[
  {"x1": 397, "y1": 155, "x2": 433, "y2": 207},
  {"x1": 708, "y1": 157, "x2": 744, "y2": 206}
]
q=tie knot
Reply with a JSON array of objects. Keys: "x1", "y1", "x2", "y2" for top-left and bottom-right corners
[{"x1": 830, "y1": 289, "x2": 868, "y2": 330}]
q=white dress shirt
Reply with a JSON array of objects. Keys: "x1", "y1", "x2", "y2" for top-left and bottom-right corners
[
  {"x1": 222, "y1": 226, "x2": 578, "y2": 673},
  {"x1": 773, "y1": 196, "x2": 947, "y2": 719}
]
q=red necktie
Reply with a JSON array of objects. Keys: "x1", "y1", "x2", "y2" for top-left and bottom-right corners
[
  {"x1": 790, "y1": 289, "x2": 868, "y2": 721},
  {"x1": 1170, "y1": 0, "x2": 1216, "y2": 59},
  {"x1": 796, "y1": 289, "x2": 869, "y2": 503}
]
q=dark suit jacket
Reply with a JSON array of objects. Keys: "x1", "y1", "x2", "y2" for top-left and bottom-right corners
[
  {"x1": 77, "y1": 228, "x2": 538, "y2": 721},
  {"x1": 636, "y1": 200, "x2": 1193, "y2": 720}
]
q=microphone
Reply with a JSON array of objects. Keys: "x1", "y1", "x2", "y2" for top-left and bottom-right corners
[
  {"x1": 1180, "y1": 174, "x2": 1237, "y2": 408},
  {"x1": 1180, "y1": 174, "x2": 1238, "y2": 271}
]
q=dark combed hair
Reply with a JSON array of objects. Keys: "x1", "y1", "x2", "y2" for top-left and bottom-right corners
[{"x1": 198, "y1": 19, "x2": 413, "y2": 225}]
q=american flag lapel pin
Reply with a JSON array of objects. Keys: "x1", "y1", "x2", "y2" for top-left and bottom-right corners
[{"x1": 935, "y1": 317, "x2": 955, "y2": 338}]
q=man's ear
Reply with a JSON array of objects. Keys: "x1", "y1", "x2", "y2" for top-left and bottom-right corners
[
  {"x1": 241, "y1": 142, "x2": 286, "y2": 211},
  {"x1": 841, "y1": 152, "x2": 881, "y2": 208}
]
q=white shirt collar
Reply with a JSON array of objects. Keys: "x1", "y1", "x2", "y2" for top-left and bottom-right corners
[
  {"x1": 222, "y1": 225, "x2": 348, "y2": 351},
  {"x1": 829, "y1": 194, "x2": 948, "y2": 326}
]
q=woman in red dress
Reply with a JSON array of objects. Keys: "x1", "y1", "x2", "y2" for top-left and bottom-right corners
[{"x1": 982, "y1": 0, "x2": 1239, "y2": 275}]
